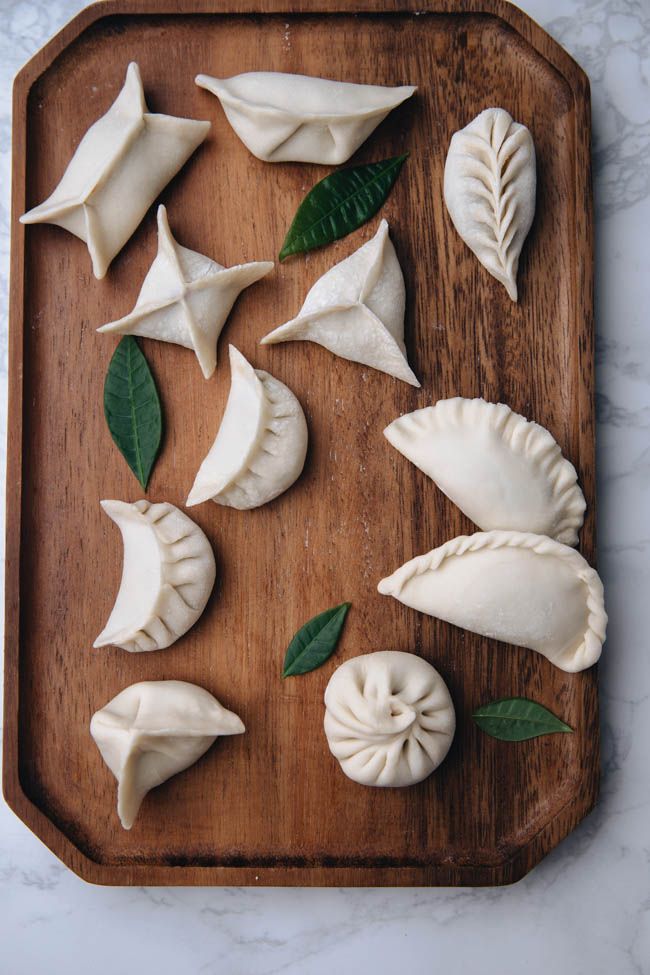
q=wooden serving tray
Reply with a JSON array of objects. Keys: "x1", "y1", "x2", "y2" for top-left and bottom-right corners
[{"x1": 5, "y1": 0, "x2": 596, "y2": 886}]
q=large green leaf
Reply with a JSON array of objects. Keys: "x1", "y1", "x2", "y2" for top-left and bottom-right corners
[
  {"x1": 279, "y1": 154, "x2": 409, "y2": 260},
  {"x1": 472, "y1": 697, "x2": 573, "y2": 741},
  {"x1": 282, "y1": 603, "x2": 351, "y2": 678},
  {"x1": 103, "y1": 336, "x2": 162, "y2": 490}
]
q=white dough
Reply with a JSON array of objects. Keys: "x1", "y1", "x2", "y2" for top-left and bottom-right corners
[
  {"x1": 384, "y1": 398, "x2": 586, "y2": 545},
  {"x1": 324, "y1": 651, "x2": 455, "y2": 787},
  {"x1": 187, "y1": 345, "x2": 308, "y2": 510},
  {"x1": 260, "y1": 220, "x2": 419, "y2": 386},
  {"x1": 20, "y1": 63, "x2": 210, "y2": 279},
  {"x1": 91, "y1": 680, "x2": 244, "y2": 829},
  {"x1": 378, "y1": 532, "x2": 607, "y2": 673},
  {"x1": 98, "y1": 206, "x2": 273, "y2": 378},
  {"x1": 195, "y1": 71, "x2": 416, "y2": 164},
  {"x1": 94, "y1": 499, "x2": 216, "y2": 653},
  {"x1": 444, "y1": 107, "x2": 536, "y2": 301}
]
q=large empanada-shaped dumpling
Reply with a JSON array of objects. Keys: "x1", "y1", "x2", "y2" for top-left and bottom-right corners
[
  {"x1": 91, "y1": 680, "x2": 244, "y2": 829},
  {"x1": 98, "y1": 206, "x2": 273, "y2": 378},
  {"x1": 444, "y1": 107, "x2": 536, "y2": 301},
  {"x1": 20, "y1": 63, "x2": 210, "y2": 279},
  {"x1": 324, "y1": 651, "x2": 455, "y2": 787},
  {"x1": 94, "y1": 499, "x2": 216, "y2": 653},
  {"x1": 187, "y1": 345, "x2": 308, "y2": 510},
  {"x1": 195, "y1": 71, "x2": 416, "y2": 164},
  {"x1": 384, "y1": 398, "x2": 586, "y2": 545},
  {"x1": 261, "y1": 220, "x2": 419, "y2": 386},
  {"x1": 378, "y1": 532, "x2": 607, "y2": 673}
]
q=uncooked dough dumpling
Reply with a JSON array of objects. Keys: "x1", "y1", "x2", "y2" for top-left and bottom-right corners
[{"x1": 324, "y1": 651, "x2": 455, "y2": 787}]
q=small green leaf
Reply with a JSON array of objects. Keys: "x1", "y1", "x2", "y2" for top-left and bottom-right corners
[
  {"x1": 473, "y1": 697, "x2": 573, "y2": 741},
  {"x1": 282, "y1": 603, "x2": 351, "y2": 678},
  {"x1": 279, "y1": 154, "x2": 409, "y2": 260},
  {"x1": 104, "y1": 336, "x2": 162, "y2": 490}
]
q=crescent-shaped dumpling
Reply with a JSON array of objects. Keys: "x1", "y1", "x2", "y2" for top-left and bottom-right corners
[
  {"x1": 94, "y1": 499, "x2": 216, "y2": 653},
  {"x1": 384, "y1": 398, "x2": 586, "y2": 545},
  {"x1": 378, "y1": 532, "x2": 607, "y2": 673},
  {"x1": 195, "y1": 71, "x2": 416, "y2": 164},
  {"x1": 324, "y1": 651, "x2": 455, "y2": 787},
  {"x1": 186, "y1": 345, "x2": 308, "y2": 510},
  {"x1": 91, "y1": 680, "x2": 244, "y2": 829}
]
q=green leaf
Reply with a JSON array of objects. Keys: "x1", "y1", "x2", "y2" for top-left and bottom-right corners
[
  {"x1": 103, "y1": 336, "x2": 162, "y2": 490},
  {"x1": 282, "y1": 603, "x2": 351, "y2": 678},
  {"x1": 472, "y1": 697, "x2": 573, "y2": 741},
  {"x1": 279, "y1": 154, "x2": 409, "y2": 260}
]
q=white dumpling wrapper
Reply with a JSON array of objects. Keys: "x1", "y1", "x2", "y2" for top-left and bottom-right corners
[
  {"x1": 97, "y1": 205, "x2": 273, "y2": 378},
  {"x1": 20, "y1": 63, "x2": 210, "y2": 279},
  {"x1": 187, "y1": 345, "x2": 308, "y2": 510},
  {"x1": 444, "y1": 107, "x2": 536, "y2": 301},
  {"x1": 324, "y1": 651, "x2": 455, "y2": 787},
  {"x1": 94, "y1": 499, "x2": 216, "y2": 653},
  {"x1": 91, "y1": 680, "x2": 244, "y2": 829},
  {"x1": 195, "y1": 71, "x2": 416, "y2": 164},
  {"x1": 261, "y1": 220, "x2": 419, "y2": 386},
  {"x1": 378, "y1": 532, "x2": 607, "y2": 673},
  {"x1": 384, "y1": 398, "x2": 586, "y2": 545}
]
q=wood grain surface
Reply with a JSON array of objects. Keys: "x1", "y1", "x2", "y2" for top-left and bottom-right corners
[{"x1": 4, "y1": 0, "x2": 597, "y2": 886}]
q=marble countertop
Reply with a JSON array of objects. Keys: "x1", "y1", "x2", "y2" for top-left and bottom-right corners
[{"x1": 1, "y1": 0, "x2": 649, "y2": 971}]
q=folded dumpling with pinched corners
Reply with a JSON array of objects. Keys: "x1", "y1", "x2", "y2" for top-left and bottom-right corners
[
  {"x1": 195, "y1": 71, "x2": 416, "y2": 164},
  {"x1": 91, "y1": 680, "x2": 244, "y2": 829},
  {"x1": 378, "y1": 532, "x2": 607, "y2": 673},
  {"x1": 261, "y1": 220, "x2": 419, "y2": 386},
  {"x1": 94, "y1": 499, "x2": 216, "y2": 653},
  {"x1": 187, "y1": 345, "x2": 308, "y2": 510},
  {"x1": 324, "y1": 651, "x2": 455, "y2": 787},
  {"x1": 384, "y1": 398, "x2": 586, "y2": 545}
]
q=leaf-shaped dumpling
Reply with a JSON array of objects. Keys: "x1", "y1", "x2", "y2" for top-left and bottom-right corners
[
  {"x1": 195, "y1": 71, "x2": 416, "y2": 164},
  {"x1": 384, "y1": 398, "x2": 586, "y2": 545},
  {"x1": 378, "y1": 531, "x2": 607, "y2": 673},
  {"x1": 261, "y1": 220, "x2": 419, "y2": 386},
  {"x1": 91, "y1": 680, "x2": 244, "y2": 829},
  {"x1": 444, "y1": 107, "x2": 536, "y2": 301}
]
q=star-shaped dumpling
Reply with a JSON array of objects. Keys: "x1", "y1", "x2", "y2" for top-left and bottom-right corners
[
  {"x1": 98, "y1": 206, "x2": 274, "y2": 378},
  {"x1": 20, "y1": 63, "x2": 210, "y2": 279},
  {"x1": 260, "y1": 220, "x2": 419, "y2": 386}
]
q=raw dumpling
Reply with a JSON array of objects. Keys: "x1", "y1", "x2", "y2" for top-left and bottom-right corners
[
  {"x1": 195, "y1": 71, "x2": 416, "y2": 164},
  {"x1": 97, "y1": 205, "x2": 273, "y2": 378},
  {"x1": 444, "y1": 107, "x2": 536, "y2": 301},
  {"x1": 187, "y1": 345, "x2": 308, "y2": 510},
  {"x1": 261, "y1": 220, "x2": 419, "y2": 386},
  {"x1": 384, "y1": 398, "x2": 586, "y2": 545},
  {"x1": 91, "y1": 680, "x2": 244, "y2": 829},
  {"x1": 378, "y1": 532, "x2": 607, "y2": 673},
  {"x1": 20, "y1": 63, "x2": 210, "y2": 279},
  {"x1": 94, "y1": 499, "x2": 216, "y2": 653},
  {"x1": 324, "y1": 651, "x2": 455, "y2": 787}
]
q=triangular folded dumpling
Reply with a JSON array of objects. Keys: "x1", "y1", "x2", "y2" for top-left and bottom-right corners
[
  {"x1": 98, "y1": 205, "x2": 273, "y2": 378},
  {"x1": 91, "y1": 680, "x2": 244, "y2": 829},
  {"x1": 260, "y1": 220, "x2": 419, "y2": 386},
  {"x1": 20, "y1": 63, "x2": 210, "y2": 279},
  {"x1": 195, "y1": 71, "x2": 416, "y2": 164}
]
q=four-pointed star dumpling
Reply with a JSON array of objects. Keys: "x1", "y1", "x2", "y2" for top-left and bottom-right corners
[
  {"x1": 384, "y1": 398, "x2": 586, "y2": 545},
  {"x1": 20, "y1": 63, "x2": 210, "y2": 279},
  {"x1": 91, "y1": 680, "x2": 245, "y2": 829},
  {"x1": 260, "y1": 220, "x2": 419, "y2": 386},
  {"x1": 94, "y1": 499, "x2": 216, "y2": 653},
  {"x1": 324, "y1": 651, "x2": 455, "y2": 787},
  {"x1": 378, "y1": 531, "x2": 607, "y2": 673},
  {"x1": 187, "y1": 345, "x2": 308, "y2": 510},
  {"x1": 444, "y1": 107, "x2": 536, "y2": 301},
  {"x1": 195, "y1": 71, "x2": 416, "y2": 164},
  {"x1": 97, "y1": 205, "x2": 273, "y2": 378}
]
